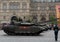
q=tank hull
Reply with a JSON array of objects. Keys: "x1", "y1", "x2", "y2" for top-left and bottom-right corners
[{"x1": 2, "y1": 25, "x2": 43, "y2": 35}]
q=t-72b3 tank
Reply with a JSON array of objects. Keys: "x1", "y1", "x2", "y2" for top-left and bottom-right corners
[
  {"x1": 2, "y1": 16, "x2": 49, "y2": 35},
  {"x1": 2, "y1": 22, "x2": 44, "y2": 35}
]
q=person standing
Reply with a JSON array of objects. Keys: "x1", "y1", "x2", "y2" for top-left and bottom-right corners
[
  {"x1": 18, "y1": 17, "x2": 23, "y2": 22},
  {"x1": 53, "y1": 24, "x2": 59, "y2": 41},
  {"x1": 10, "y1": 15, "x2": 18, "y2": 25}
]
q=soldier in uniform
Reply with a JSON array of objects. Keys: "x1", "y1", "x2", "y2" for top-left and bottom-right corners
[
  {"x1": 10, "y1": 16, "x2": 18, "y2": 25},
  {"x1": 53, "y1": 24, "x2": 59, "y2": 41}
]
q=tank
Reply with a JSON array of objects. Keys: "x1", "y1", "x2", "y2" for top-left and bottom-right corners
[
  {"x1": 2, "y1": 16, "x2": 49, "y2": 35},
  {"x1": 2, "y1": 22, "x2": 44, "y2": 35}
]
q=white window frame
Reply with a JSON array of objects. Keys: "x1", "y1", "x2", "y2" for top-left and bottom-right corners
[
  {"x1": 2, "y1": 3, "x2": 7, "y2": 11},
  {"x1": 22, "y1": 2, "x2": 27, "y2": 9},
  {"x1": 9, "y1": 2, "x2": 20, "y2": 10}
]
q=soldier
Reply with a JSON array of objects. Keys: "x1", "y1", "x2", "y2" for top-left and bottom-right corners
[
  {"x1": 53, "y1": 24, "x2": 59, "y2": 41},
  {"x1": 18, "y1": 17, "x2": 23, "y2": 22},
  {"x1": 10, "y1": 16, "x2": 18, "y2": 25}
]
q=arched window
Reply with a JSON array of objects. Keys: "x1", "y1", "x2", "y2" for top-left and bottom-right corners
[
  {"x1": 2, "y1": 3, "x2": 7, "y2": 11},
  {"x1": 22, "y1": 2, "x2": 27, "y2": 9},
  {"x1": 52, "y1": 0, "x2": 55, "y2": 2},
  {"x1": 41, "y1": 16, "x2": 46, "y2": 21},
  {"x1": 40, "y1": 13, "x2": 46, "y2": 21},
  {"x1": 47, "y1": 0, "x2": 50, "y2": 2},
  {"x1": 9, "y1": 2, "x2": 20, "y2": 10}
]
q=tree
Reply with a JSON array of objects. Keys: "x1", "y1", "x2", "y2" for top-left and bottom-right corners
[{"x1": 49, "y1": 16, "x2": 57, "y2": 24}]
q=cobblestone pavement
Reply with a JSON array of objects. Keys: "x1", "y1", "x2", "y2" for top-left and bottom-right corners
[{"x1": 0, "y1": 30, "x2": 60, "y2": 42}]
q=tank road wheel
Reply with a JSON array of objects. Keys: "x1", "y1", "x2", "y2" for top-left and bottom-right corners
[
  {"x1": 7, "y1": 31, "x2": 15, "y2": 35},
  {"x1": 36, "y1": 33, "x2": 40, "y2": 35},
  {"x1": 33, "y1": 33, "x2": 40, "y2": 36},
  {"x1": 30, "y1": 33, "x2": 40, "y2": 36},
  {"x1": 3, "y1": 30, "x2": 15, "y2": 35},
  {"x1": 34, "y1": 32, "x2": 40, "y2": 35}
]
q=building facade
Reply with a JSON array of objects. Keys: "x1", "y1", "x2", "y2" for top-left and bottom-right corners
[
  {"x1": 0, "y1": 0, "x2": 60, "y2": 23},
  {"x1": 0, "y1": 0, "x2": 30, "y2": 22}
]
